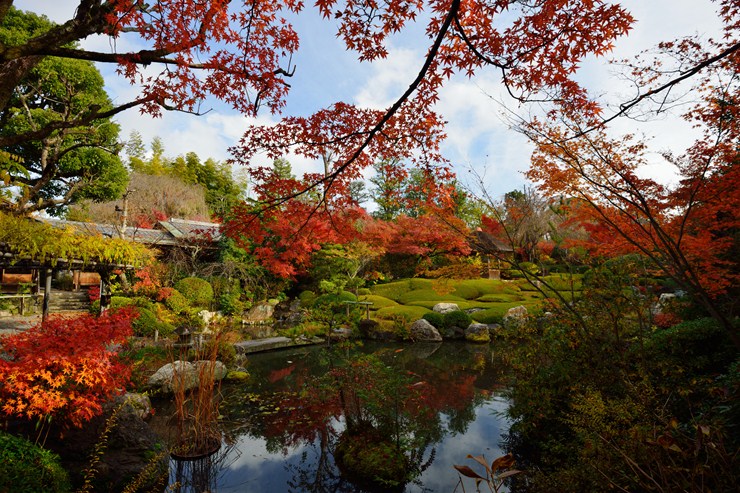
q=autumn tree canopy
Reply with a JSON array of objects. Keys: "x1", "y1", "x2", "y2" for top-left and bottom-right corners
[
  {"x1": 521, "y1": 1, "x2": 740, "y2": 347},
  {"x1": 1, "y1": 1, "x2": 636, "y2": 200}
]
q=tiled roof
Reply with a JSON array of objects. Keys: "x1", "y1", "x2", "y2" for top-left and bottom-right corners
[
  {"x1": 157, "y1": 218, "x2": 222, "y2": 241},
  {"x1": 38, "y1": 217, "x2": 221, "y2": 247}
]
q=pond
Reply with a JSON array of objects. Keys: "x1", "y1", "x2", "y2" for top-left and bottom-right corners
[{"x1": 159, "y1": 341, "x2": 513, "y2": 493}]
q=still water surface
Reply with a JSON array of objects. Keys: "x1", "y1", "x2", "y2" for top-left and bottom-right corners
[{"x1": 164, "y1": 341, "x2": 512, "y2": 492}]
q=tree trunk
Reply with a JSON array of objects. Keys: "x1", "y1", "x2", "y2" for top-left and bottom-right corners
[{"x1": 0, "y1": 56, "x2": 40, "y2": 112}]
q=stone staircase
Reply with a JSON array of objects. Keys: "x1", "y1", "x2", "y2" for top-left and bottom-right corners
[{"x1": 46, "y1": 290, "x2": 91, "y2": 313}]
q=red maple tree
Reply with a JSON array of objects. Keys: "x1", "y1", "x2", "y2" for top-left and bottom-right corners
[
  {"x1": 0, "y1": 308, "x2": 137, "y2": 429},
  {"x1": 522, "y1": 1, "x2": 740, "y2": 347}
]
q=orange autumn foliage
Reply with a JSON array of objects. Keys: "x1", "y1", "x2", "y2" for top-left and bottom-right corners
[
  {"x1": 0, "y1": 309, "x2": 137, "y2": 428},
  {"x1": 523, "y1": 1, "x2": 740, "y2": 347}
]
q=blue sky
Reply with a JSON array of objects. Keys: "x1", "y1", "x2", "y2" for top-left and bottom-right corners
[{"x1": 18, "y1": 0, "x2": 724, "y2": 201}]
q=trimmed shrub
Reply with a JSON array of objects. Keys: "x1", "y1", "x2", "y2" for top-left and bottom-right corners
[
  {"x1": 198, "y1": 338, "x2": 238, "y2": 367},
  {"x1": 132, "y1": 307, "x2": 175, "y2": 338},
  {"x1": 443, "y1": 310, "x2": 472, "y2": 330},
  {"x1": 314, "y1": 290, "x2": 357, "y2": 308},
  {"x1": 422, "y1": 311, "x2": 444, "y2": 329},
  {"x1": 164, "y1": 289, "x2": 190, "y2": 314},
  {"x1": 0, "y1": 431, "x2": 70, "y2": 493},
  {"x1": 298, "y1": 290, "x2": 318, "y2": 307},
  {"x1": 174, "y1": 277, "x2": 214, "y2": 308},
  {"x1": 357, "y1": 288, "x2": 372, "y2": 295}
]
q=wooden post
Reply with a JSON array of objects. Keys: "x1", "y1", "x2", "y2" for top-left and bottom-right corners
[{"x1": 42, "y1": 268, "x2": 52, "y2": 322}]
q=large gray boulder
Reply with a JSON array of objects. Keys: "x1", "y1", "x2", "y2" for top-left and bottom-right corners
[
  {"x1": 147, "y1": 360, "x2": 227, "y2": 393},
  {"x1": 243, "y1": 302, "x2": 275, "y2": 324},
  {"x1": 409, "y1": 319, "x2": 443, "y2": 342},
  {"x1": 433, "y1": 302, "x2": 460, "y2": 314},
  {"x1": 465, "y1": 323, "x2": 491, "y2": 343},
  {"x1": 503, "y1": 305, "x2": 528, "y2": 329}
]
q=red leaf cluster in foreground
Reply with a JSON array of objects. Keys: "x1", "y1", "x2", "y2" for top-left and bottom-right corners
[{"x1": 0, "y1": 308, "x2": 137, "y2": 429}]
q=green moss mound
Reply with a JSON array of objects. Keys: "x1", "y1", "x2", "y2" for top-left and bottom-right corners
[
  {"x1": 0, "y1": 431, "x2": 70, "y2": 493},
  {"x1": 476, "y1": 293, "x2": 523, "y2": 303},
  {"x1": 357, "y1": 294, "x2": 399, "y2": 310},
  {"x1": 397, "y1": 289, "x2": 465, "y2": 305},
  {"x1": 374, "y1": 305, "x2": 431, "y2": 321},
  {"x1": 370, "y1": 279, "x2": 433, "y2": 301},
  {"x1": 174, "y1": 277, "x2": 214, "y2": 308}
]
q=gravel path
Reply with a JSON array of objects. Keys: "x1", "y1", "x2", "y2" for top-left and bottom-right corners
[{"x1": 0, "y1": 315, "x2": 42, "y2": 336}]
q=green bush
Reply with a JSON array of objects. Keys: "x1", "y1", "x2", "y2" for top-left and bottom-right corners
[
  {"x1": 89, "y1": 299, "x2": 101, "y2": 314},
  {"x1": 644, "y1": 318, "x2": 736, "y2": 376},
  {"x1": 110, "y1": 296, "x2": 135, "y2": 308},
  {"x1": 422, "y1": 311, "x2": 444, "y2": 329},
  {"x1": 0, "y1": 431, "x2": 70, "y2": 493},
  {"x1": 357, "y1": 288, "x2": 372, "y2": 295},
  {"x1": 314, "y1": 290, "x2": 357, "y2": 308},
  {"x1": 298, "y1": 290, "x2": 318, "y2": 307},
  {"x1": 443, "y1": 310, "x2": 472, "y2": 330},
  {"x1": 218, "y1": 292, "x2": 245, "y2": 316},
  {"x1": 132, "y1": 307, "x2": 175, "y2": 338},
  {"x1": 164, "y1": 289, "x2": 190, "y2": 314},
  {"x1": 174, "y1": 277, "x2": 214, "y2": 308}
]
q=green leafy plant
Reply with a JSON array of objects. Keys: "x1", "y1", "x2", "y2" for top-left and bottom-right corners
[
  {"x1": 0, "y1": 431, "x2": 70, "y2": 493},
  {"x1": 131, "y1": 307, "x2": 175, "y2": 338}
]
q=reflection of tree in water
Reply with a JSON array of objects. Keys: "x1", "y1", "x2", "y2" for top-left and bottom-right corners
[{"x1": 221, "y1": 343, "x2": 493, "y2": 491}]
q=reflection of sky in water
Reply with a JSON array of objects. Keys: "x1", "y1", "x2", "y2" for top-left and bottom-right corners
[
  {"x1": 413, "y1": 396, "x2": 511, "y2": 492},
  {"x1": 214, "y1": 395, "x2": 511, "y2": 492}
]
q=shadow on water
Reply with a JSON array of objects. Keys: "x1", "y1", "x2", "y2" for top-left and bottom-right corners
[{"x1": 156, "y1": 341, "x2": 513, "y2": 492}]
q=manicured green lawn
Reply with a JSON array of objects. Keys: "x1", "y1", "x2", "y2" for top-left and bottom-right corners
[{"x1": 366, "y1": 275, "x2": 583, "y2": 325}]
